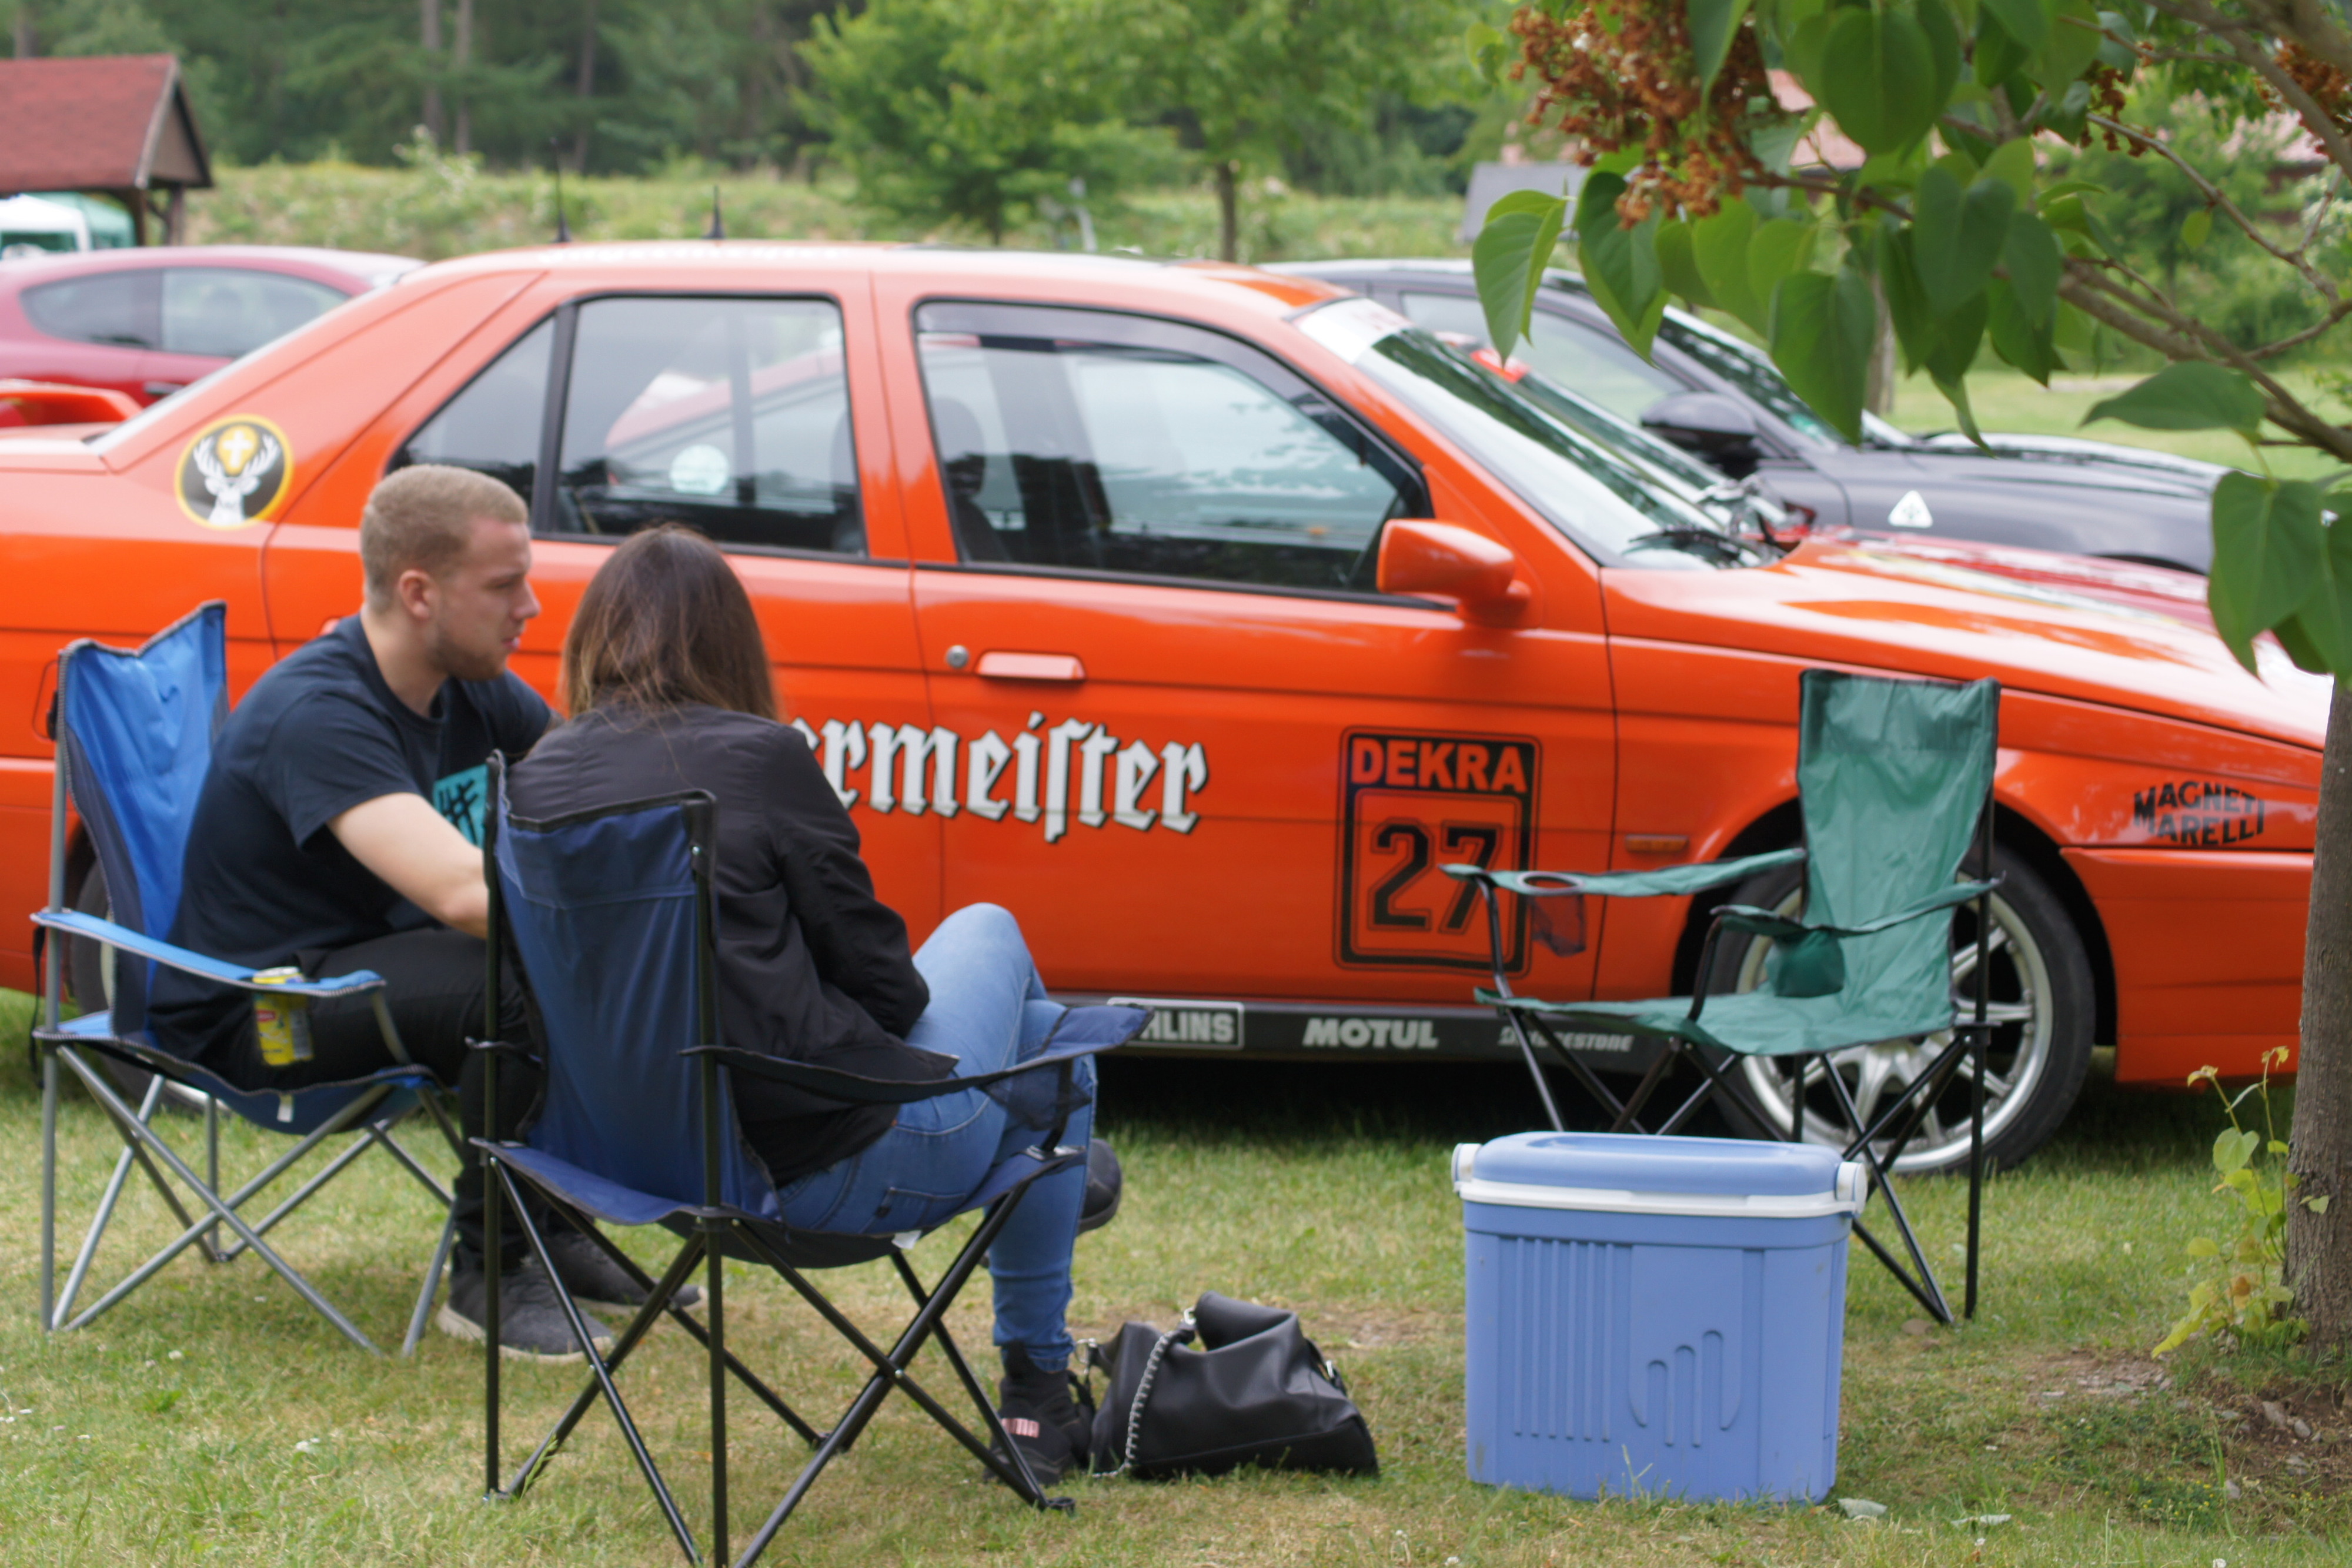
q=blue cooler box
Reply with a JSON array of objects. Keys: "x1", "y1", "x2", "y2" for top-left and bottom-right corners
[{"x1": 1455, "y1": 1132, "x2": 1863, "y2": 1503}]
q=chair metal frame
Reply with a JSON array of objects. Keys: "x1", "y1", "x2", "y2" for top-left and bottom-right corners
[
  {"x1": 1448, "y1": 673, "x2": 1999, "y2": 1325},
  {"x1": 30, "y1": 604, "x2": 463, "y2": 1353},
  {"x1": 472, "y1": 766, "x2": 1130, "y2": 1567}
]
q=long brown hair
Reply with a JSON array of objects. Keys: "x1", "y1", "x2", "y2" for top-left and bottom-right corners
[{"x1": 560, "y1": 525, "x2": 777, "y2": 721}]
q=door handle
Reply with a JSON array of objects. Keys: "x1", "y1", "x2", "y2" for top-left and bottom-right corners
[{"x1": 973, "y1": 650, "x2": 1086, "y2": 682}]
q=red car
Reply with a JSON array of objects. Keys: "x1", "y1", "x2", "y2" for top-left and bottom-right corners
[{"x1": 0, "y1": 245, "x2": 420, "y2": 406}]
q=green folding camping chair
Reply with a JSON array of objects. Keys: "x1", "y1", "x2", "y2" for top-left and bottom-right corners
[{"x1": 1444, "y1": 668, "x2": 2002, "y2": 1324}]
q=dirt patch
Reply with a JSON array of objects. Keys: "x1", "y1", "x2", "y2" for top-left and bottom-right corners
[{"x1": 2027, "y1": 1349, "x2": 2351, "y2": 1516}]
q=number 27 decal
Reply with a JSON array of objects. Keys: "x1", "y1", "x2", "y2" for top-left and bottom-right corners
[{"x1": 1337, "y1": 730, "x2": 1537, "y2": 972}]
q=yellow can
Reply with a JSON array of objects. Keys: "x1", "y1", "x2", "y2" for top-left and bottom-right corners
[{"x1": 251, "y1": 967, "x2": 314, "y2": 1068}]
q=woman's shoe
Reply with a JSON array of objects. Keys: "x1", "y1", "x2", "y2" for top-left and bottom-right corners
[
  {"x1": 1078, "y1": 1138, "x2": 1122, "y2": 1235},
  {"x1": 994, "y1": 1346, "x2": 1093, "y2": 1484}
]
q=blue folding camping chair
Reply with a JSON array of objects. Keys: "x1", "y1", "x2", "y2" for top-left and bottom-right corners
[
  {"x1": 31, "y1": 601, "x2": 462, "y2": 1354},
  {"x1": 471, "y1": 757, "x2": 1144, "y2": 1567}
]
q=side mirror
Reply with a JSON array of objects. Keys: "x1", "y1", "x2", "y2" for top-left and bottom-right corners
[
  {"x1": 1641, "y1": 391, "x2": 1762, "y2": 477},
  {"x1": 1377, "y1": 520, "x2": 1531, "y2": 623},
  {"x1": 0, "y1": 379, "x2": 139, "y2": 429}
]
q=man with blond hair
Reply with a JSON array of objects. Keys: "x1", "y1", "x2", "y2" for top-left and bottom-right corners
[{"x1": 152, "y1": 464, "x2": 673, "y2": 1360}]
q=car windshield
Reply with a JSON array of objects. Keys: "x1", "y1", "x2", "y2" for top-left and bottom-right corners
[
  {"x1": 1294, "y1": 298, "x2": 1762, "y2": 569},
  {"x1": 1655, "y1": 312, "x2": 1912, "y2": 449}
]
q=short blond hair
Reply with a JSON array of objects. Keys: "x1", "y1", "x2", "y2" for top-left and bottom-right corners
[{"x1": 360, "y1": 465, "x2": 528, "y2": 607}]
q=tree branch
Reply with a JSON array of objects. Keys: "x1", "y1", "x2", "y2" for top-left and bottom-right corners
[
  {"x1": 2144, "y1": 0, "x2": 2352, "y2": 184},
  {"x1": 2086, "y1": 113, "x2": 2340, "y2": 300}
]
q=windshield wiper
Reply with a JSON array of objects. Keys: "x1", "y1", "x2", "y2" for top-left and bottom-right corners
[{"x1": 1624, "y1": 525, "x2": 1760, "y2": 566}]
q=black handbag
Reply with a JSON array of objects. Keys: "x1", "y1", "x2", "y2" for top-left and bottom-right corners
[{"x1": 1086, "y1": 1292, "x2": 1379, "y2": 1479}]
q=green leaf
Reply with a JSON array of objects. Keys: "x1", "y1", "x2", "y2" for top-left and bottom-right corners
[
  {"x1": 1747, "y1": 216, "x2": 1819, "y2": 316},
  {"x1": 2310, "y1": 1195, "x2": 2331, "y2": 1213},
  {"x1": 1692, "y1": 202, "x2": 1766, "y2": 332},
  {"x1": 1925, "y1": 291, "x2": 1989, "y2": 385},
  {"x1": 1655, "y1": 218, "x2": 1715, "y2": 311},
  {"x1": 1933, "y1": 370, "x2": 1988, "y2": 449},
  {"x1": 1689, "y1": 0, "x2": 1753, "y2": 92},
  {"x1": 2215, "y1": 1126, "x2": 2260, "y2": 1175},
  {"x1": 2026, "y1": 0, "x2": 2105, "y2": 91},
  {"x1": 2181, "y1": 207, "x2": 2213, "y2": 249},
  {"x1": 2186, "y1": 1236, "x2": 2221, "y2": 1258},
  {"x1": 1472, "y1": 189, "x2": 1568, "y2": 362},
  {"x1": 1769, "y1": 263, "x2": 1875, "y2": 444},
  {"x1": 2003, "y1": 213, "x2": 2063, "y2": 328},
  {"x1": 1982, "y1": 0, "x2": 2054, "y2": 50},
  {"x1": 2209, "y1": 473, "x2": 2325, "y2": 671},
  {"x1": 1987, "y1": 278, "x2": 2057, "y2": 383},
  {"x1": 2085, "y1": 361, "x2": 2266, "y2": 436},
  {"x1": 1817, "y1": 8, "x2": 1942, "y2": 154},
  {"x1": 1878, "y1": 227, "x2": 1939, "y2": 372},
  {"x1": 1465, "y1": 21, "x2": 1513, "y2": 88},
  {"x1": 2277, "y1": 508, "x2": 2352, "y2": 673},
  {"x1": 1979, "y1": 137, "x2": 2037, "y2": 206},
  {"x1": 1913, "y1": 164, "x2": 2016, "y2": 316},
  {"x1": 1917, "y1": 0, "x2": 1963, "y2": 106},
  {"x1": 1576, "y1": 175, "x2": 1668, "y2": 358}
]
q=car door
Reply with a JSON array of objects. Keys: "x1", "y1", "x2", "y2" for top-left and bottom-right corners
[
  {"x1": 871, "y1": 290, "x2": 1617, "y2": 1052},
  {"x1": 264, "y1": 279, "x2": 941, "y2": 930}
]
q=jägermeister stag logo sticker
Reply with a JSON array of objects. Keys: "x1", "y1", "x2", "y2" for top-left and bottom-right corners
[{"x1": 176, "y1": 416, "x2": 293, "y2": 530}]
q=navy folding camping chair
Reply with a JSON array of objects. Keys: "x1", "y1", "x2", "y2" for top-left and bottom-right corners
[
  {"x1": 472, "y1": 758, "x2": 1143, "y2": 1567},
  {"x1": 1446, "y1": 670, "x2": 2002, "y2": 1324},
  {"x1": 31, "y1": 602, "x2": 462, "y2": 1354}
]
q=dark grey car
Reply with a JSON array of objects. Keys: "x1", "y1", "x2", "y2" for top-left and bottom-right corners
[{"x1": 1282, "y1": 259, "x2": 2223, "y2": 574}]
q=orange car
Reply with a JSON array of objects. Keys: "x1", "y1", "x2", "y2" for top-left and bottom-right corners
[{"x1": 0, "y1": 245, "x2": 2323, "y2": 1171}]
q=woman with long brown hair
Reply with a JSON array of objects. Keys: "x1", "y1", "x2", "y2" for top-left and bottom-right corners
[{"x1": 506, "y1": 524, "x2": 1114, "y2": 1483}]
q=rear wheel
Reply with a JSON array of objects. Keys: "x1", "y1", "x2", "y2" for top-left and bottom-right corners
[{"x1": 1700, "y1": 845, "x2": 2093, "y2": 1173}]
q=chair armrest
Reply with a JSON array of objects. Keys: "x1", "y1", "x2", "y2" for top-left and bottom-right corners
[
  {"x1": 1443, "y1": 845, "x2": 1807, "y2": 901},
  {"x1": 29, "y1": 908, "x2": 386, "y2": 999},
  {"x1": 1715, "y1": 876, "x2": 2001, "y2": 941},
  {"x1": 687, "y1": 1002, "x2": 1150, "y2": 1106}
]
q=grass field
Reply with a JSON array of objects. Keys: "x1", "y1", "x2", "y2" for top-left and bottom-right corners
[{"x1": 3, "y1": 984, "x2": 2347, "y2": 1566}]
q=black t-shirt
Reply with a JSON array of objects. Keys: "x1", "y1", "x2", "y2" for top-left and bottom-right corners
[{"x1": 149, "y1": 615, "x2": 551, "y2": 1064}]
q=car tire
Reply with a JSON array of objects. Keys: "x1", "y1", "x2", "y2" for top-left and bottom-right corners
[{"x1": 1698, "y1": 844, "x2": 2094, "y2": 1174}]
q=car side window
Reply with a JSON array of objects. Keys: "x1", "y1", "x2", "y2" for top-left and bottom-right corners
[
  {"x1": 394, "y1": 316, "x2": 553, "y2": 506},
  {"x1": 22, "y1": 270, "x2": 159, "y2": 349},
  {"x1": 1398, "y1": 290, "x2": 1686, "y2": 423},
  {"x1": 915, "y1": 302, "x2": 1418, "y2": 592},
  {"x1": 553, "y1": 296, "x2": 863, "y2": 557},
  {"x1": 161, "y1": 268, "x2": 348, "y2": 358}
]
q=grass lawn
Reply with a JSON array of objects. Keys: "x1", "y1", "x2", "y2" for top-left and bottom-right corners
[
  {"x1": 2, "y1": 984, "x2": 2346, "y2": 1566},
  {"x1": 1890, "y1": 366, "x2": 2350, "y2": 484}
]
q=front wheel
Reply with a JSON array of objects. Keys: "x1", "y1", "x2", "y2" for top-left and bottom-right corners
[{"x1": 1700, "y1": 845, "x2": 2094, "y2": 1174}]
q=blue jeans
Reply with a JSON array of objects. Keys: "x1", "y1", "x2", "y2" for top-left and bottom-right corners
[{"x1": 773, "y1": 904, "x2": 1094, "y2": 1370}]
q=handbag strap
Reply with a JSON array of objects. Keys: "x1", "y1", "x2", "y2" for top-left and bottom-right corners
[{"x1": 1098, "y1": 1309, "x2": 1194, "y2": 1479}]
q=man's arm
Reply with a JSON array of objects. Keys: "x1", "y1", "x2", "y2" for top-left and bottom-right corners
[{"x1": 329, "y1": 793, "x2": 488, "y2": 938}]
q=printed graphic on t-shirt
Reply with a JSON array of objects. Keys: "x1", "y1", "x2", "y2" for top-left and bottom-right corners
[{"x1": 433, "y1": 764, "x2": 489, "y2": 845}]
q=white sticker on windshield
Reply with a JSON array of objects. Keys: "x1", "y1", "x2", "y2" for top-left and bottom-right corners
[{"x1": 1297, "y1": 296, "x2": 1416, "y2": 365}]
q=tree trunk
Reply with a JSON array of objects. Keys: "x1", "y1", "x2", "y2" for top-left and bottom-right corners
[
  {"x1": 1215, "y1": 159, "x2": 1239, "y2": 263},
  {"x1": 453, "y1": 0, "x2": 474, "y2": 156},
  {"x1": 2290, "y1": 680, "x2": 2352, "y2": 1349},
  {"x1": 420, "y1": 0, "x2": 443, "y2": 145},
  {"x1": 572, "y1": 0, "x2": 597, "y2": 172},
  {"x1": 1865, "y1": 279, "x2": 1899, "y2": 417},
  {"x1": 13, "y1": 2, "x2": 36, "y2": 58}
]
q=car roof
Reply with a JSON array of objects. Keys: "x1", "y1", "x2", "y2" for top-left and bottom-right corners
[
  {"x1": 413, "y1": 241, "x2": 1350, "y2": 317},
  {"x1": 0, "y1": 245, "x2": 424, "y2": 291}
]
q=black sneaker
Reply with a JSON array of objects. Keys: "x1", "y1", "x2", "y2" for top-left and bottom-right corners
[
  {"x1": 544, "y1": 1226, "x2": 703, "y2": 1316},
  {"x1": 994, "y1": 1345, "x2": 1091, "y2": 1485},
  {"x1": 1078, "y1": 1138, "x2": 1122, "y2": 1235},
  {"x1": 437, "y1": 1259, "x2": 616, "y2": 1363}
]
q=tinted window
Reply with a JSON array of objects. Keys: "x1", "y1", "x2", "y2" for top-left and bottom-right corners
[
  {"x1": 1656, "y1": 317, "x2": 1844, "y2": 446},
  {"x1": 1399, "y1": 290, "x2": 1686, "y2": 423},
  {"x1": 917, "y1": 305, "x2": 1415, "y2": 591},
  {"x1": 554, "y1": 296, "x2": 862, "y2": 556},
  {"x1": 22, "y1": 270, "x2": 159, "y2": 349},
  {"x1": 394, "y1": 317, "x2": 553, "y2": 506},
  {"x1": 161, "y1": 268, "x2": 349, "y2": 357}
]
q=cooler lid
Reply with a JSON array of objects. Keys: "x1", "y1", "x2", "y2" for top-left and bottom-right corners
[{"x1": 1452, "y1": 1132, "x2": 1865, "y2": 1218}]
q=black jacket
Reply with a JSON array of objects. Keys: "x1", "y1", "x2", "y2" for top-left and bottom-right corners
[{"x1": 506, "y1": 703, "x2": 950, "y2": 1183}]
